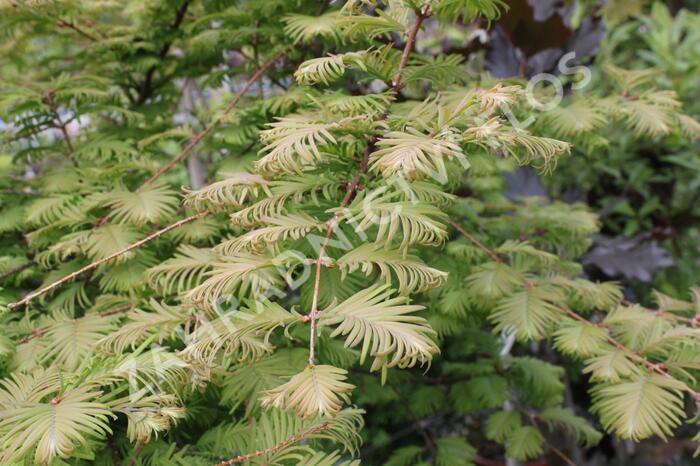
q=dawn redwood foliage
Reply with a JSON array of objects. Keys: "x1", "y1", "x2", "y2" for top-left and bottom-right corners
[{"x1": 0, "y1": 0, "x2": 699, "y2": 465}]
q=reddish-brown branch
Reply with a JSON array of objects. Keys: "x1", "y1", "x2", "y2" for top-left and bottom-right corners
[
  {"x1": 138, "y1": 48, "x2": 288, "y2": 188},
  {"x1": 9, "y1": 213, "x2": 206, "y2": 310},
  {"x1": 42, "y1": 91, "x2": 75, "y2": 156},
  {"x1": 391, "y1": 4, "x2": 430, "y2": 89},
  {"x1": 92, "y1": 50, "x2": 287, "y2": 228},
  {"x1": 8, "y1": 2, "x2": 103, "y2": 42},
  {"x1": 10, "y1": 35, "x2": 290, "y2": 308},
  {"x1": 307, "y1": 157, "x2": 368, "y2": 365},
  {"x1": 0, "y1": 260, "x2": 34, "y2": 281},
  {"x1": 99, "y1": 303, "x2": 135, "y2": 317},
  {"x1": 17, "y1": 303, "x2": 137, "y2": 344},
  {"x1": 446, "y1": 218, "x2": 502, "y2": 263},
  {"x1": 17, "y1": 328, "x2": 46, "y2": 345},
  {"x1": 126, "y1": 442, "x2": 144, "y2": 466},
  {"x1": 56, "y1": 18, "x2": 101, "y2": 41},
  {"x1": 52, "y1": 110, "x2": 75, "y2": 154},
  {"x1": 524, "y1": 412, "x2": 577, "y2": 466},
  {"x1": 620, "y1": 297, "x2": 697, "y2": 325}
]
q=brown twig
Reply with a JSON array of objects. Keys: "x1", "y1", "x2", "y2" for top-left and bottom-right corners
[
  {"x1": 305, "y1": 5, "x2": 430, "y2": 366},
  {"x1": 0, "y1": 260, "x2": 34, "y2": 281},
  {"x1": 56, "y1": 18, "x2": 100, "y2": 42},
  {"x1": 42, "y1": 90, "x2": 76, "y2": 156},
  {"x1": 524, "y1": 412, "x2": 577, "y2": 466},
  {"x1": 8, "y1": 213, "x2": 206, "y2": 310},
  {"x1": 10, "y1": 33, "x2": 290, "y2": 305},
  {"x1": 213, "y1": 422, "x2": 330, "y2": 466},
  {"x1": 92, "y1": 50, "x2": 287, "y2": 228},
  {"x1": 446, "y1": 218, "x2": 502, "y2": 263},
  {"x1": 138, "y1": 48, "x2": 288, "y2": 188},
  {"x1": 15, "y1": 304, "x2": 133, "y2": 345},
  {"x1": 17, "y1": 328, "x2": 46, "y2": 345},
  {"x1": 51, "y1": 108, "x2": 75, "y2": 154},
  {"x1": 306, "y1": 157, "x2": 368, "y2": 365},
  {"x1": 557, "y1": 301, "x2": 700, "y2": 404},
  {"x1": 8, "y1": 1, "x2": 102, "y2": 42},
  {"x1": 108, "y1": 437, "x2": 122, "y2": 466},
  {"x1": 391, "y1": 4, "x2": 430, "y2": 90},
  {"x1": 99, "y1": 303, "x2": 135, "y2": 317}
]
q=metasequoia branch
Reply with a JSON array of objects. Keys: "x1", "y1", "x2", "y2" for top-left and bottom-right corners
[
  {"x1": 138, "y1": 48, "x2": 289, "y2": 188},
  {"x1": 213, "y1": 422, "x2": 330, "y2": 466},
  {"x1": 10, "y1": 2, "x2": 103, "y2": 42},
  {"x1": 446, "y1": 218, "x2": 700, "y2": 405},
  {"x1": 0, "y1": 260, "x2": 34, "y2": 281},
  {"x1": 91, "y1": 48, "x2": 288, "y2": 228},
  {"x1": 306, "y1": 6, "x2": 431, "y2": 366},
  {"x1": 56, "y1": 18, "x2": 101, "y2": 41},
  {"x1": 8, "y1": 213, "x2": 206, "y2": 310}
]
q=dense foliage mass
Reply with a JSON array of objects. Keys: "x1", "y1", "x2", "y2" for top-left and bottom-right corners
[{"x1": 0, "y1": 0, "x2": 699, "y2": 465}]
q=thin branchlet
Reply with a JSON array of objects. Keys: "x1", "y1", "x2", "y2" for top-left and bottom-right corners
[
  {"x1": 306, "y1": 6, "x2": 432, "y2": 366},
  {"x1": 9, "y1": 213, "x2": 206, "y2": 309},
  {"x1": 214, "y1": 422, "x2": 330, "y2": 466},
  {"x1": 139, "y1": 49, "x2": 289, "y2": 188}
]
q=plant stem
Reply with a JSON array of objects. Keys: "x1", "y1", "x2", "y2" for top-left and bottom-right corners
[
  {"x1": 138, "y1": 48, "x2": 288, "y2": 188},
  {"x1": 446, "y1": 218, "x2": 502, "y2": 263},
  {"x1": 52, "y1": 109, "x2": 75, "y2": 154},
  {"x1": 214, "y1": 422, "x2": 330, "y2": 466},
  {"x1": 306, "y1": 6, "x2": 430, "y2": 365},
  {"x1": 56, "y1": 18, "x2": 100, "y2": 41},
  {"x1": 8, "y1": 213, "x2": 206, "y2": 310},
  {"x1": 0, "y1": 260, "x2": 34, "y2": 281}
]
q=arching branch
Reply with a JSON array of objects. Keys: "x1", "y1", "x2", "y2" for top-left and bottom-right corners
[{"x1": 9, "y1": 213, "x2": 207, "y2": 310}]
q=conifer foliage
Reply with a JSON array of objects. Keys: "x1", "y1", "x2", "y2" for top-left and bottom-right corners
[{"x1": 0, "y1": 0, "x2": 699, "y2": 464}]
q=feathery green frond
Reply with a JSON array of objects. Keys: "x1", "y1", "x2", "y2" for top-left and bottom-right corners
[
  {"x1": 98, "y1": 301, "x2": 191, "y2": 354},
  {"x1": 0, "y1": 386, "x2": 113, "y2": 465},
  {"x1": 339, "y1": 192, "x2": 449, "y2": 249},
  {"x1": 490, "y1": 285, "x2": 561, "y2": 341},
  {"x1": 591, "y1": 374, "x2": 686, "y2": 440},
  {"x1": 283, "y1": 12, "x2": 345, "y2": 43},
  {"x1": 553, "y1": 320, "x2": 609, "y2": 358},
  {"x1": 255, "y1": 115, "x2": 339, "y2": 174},
  {"x1": 538, "y1": 407, "x2": 602, "y2": 447},
  {"x1": 295, "y1": 52, "x2": 367, "y2": 86},
  {"x1": 320, "y1": 285, "x2": 438, "y2": 371},
  {"x1": 260, "y1": 365, "x2": 355, "y2": 419},
  {"x1": 433, "y1": 0, "x2": 508, "y2": 22},
  {"x1": 216, "y1": 213, "x2": 322, "y2": 255},
  {"x1": 184, "y1": 172, "x2": 270, "y2": 211},
  {"x1": 185, "y1": 252, "x2": 284, "y2": 310},
  {"x1": 505, "y1": 426, "x2": 544, "y2": 461},
  {"x1": 145, "y1": 245, "x2": 217, "y2": 295},
  {"x1": 181, "y1": 300, "x2": 298, "y2": 366},
  {"x1": 370, "y1": 129, "x2": 466, "y2": 180},
  {"x1": 337, "y1": 244, "x2": 447, "y2": 294}
]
